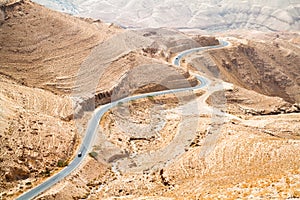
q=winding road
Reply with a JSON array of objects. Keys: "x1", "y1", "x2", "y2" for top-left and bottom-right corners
[{"x1": 16, "y1": 39, "x2": 230, "y2": 200}]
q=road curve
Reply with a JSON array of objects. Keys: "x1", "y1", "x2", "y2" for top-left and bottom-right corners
[
  {"x1": 173, "y1": 40, "x2": 229, "y2": 66},
  {"x1": 16, "y1": 39, "x2": 229, "y2": 200}
]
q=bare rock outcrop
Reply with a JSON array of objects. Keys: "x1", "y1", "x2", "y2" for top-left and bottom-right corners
[
  {"x1": 192, "y1": 35, "x2": 219, "y2": 46},
  {"x1": 208, "y1": 33, "x2": 300, "y2": 103}
]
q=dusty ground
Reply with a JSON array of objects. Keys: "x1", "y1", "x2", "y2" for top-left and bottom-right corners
[{"x1": 0, "y1": 74, "x2": 78, "y2": 198}]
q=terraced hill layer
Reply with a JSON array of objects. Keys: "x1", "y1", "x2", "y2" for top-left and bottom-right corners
[{"x1": 0, "y1": 0, "x2": 119, "y2": 94}]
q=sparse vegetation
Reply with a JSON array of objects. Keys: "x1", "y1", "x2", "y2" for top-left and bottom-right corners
[
  {"x1": 147, "y1": 95, "x2": 155, "y2": 101},
  {"x1": 57, "y1": 159, "x2": 68, "y2": 167},
  {"x1": 25, "y1": 182, "x2": 32, "y2": 186},
  {"x1": 40, "y1": 167, "x2": 51, "y2": 177}
]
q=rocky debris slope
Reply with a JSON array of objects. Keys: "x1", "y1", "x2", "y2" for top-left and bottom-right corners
[
  {"x1": 0, "y1": 75, "x2": 77, "y2": 198},
  {"x1": 208, "y1": 86, "x2": 300, "y2": 117},
  {"x1": 197, "y1": 32, "x2": 300, "y2": 103}
]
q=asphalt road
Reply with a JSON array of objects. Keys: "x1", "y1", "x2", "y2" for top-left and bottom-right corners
[
  {"x1": 173, "y1": 40, "x2": 229, "y2": 66},
  {"x1": 16, "y1": 39, "x2": 229, "y2": 200}
]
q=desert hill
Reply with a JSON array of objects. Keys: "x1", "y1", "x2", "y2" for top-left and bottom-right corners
[
  {"x1": 185, "y1": 32, "x2": 300, "y2": 103},
  {"x1": 0, "y1": 0, "x2": 299, "y2": 199},
  {"x1": 32, "y1": 31, "x2": 300, "y2": 199},
  {"x1": 213, "y1": 33, "x2": 300, "y2": 103},
  {"x1": 32, "y1": 0, "x2": 300, "y2": 32},
  {"x1": 0, "y1": 0, "x2": 119, "y2": 95}
]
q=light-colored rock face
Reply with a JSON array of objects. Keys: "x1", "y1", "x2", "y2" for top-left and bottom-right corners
[{"x1": 32, "y1": 0, "x2": 300, "y2": 31}]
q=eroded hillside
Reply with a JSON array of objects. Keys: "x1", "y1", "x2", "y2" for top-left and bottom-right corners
[
  {"x1": 0, "y1": 1, "x2": 119, "y2": 196},
  {"x1": 0, "y1": 0, "x2": 120, "y2": 95},
  {"x1": 0, "y1": 74, "x2": 78, "y2": 197},
  {"x1": 188, "y1": 32, "x2": 300, "y2": 103},
  {"x1": 38, "y1": 82, "x2": 300, "y2": 199}
]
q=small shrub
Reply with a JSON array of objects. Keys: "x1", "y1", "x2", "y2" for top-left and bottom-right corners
[
  {"x1": 89, "y1": 151, "x2": 98, "y2": 159},
  {"x1": 57, "y1": 159, "x2": 68, "y2": 167},
  {"x1": 147, "y1": 95, "x2": 154, "y2": 100},
  {"x1": 25, "y1": 182, "x2": 32, "y2": 185}
]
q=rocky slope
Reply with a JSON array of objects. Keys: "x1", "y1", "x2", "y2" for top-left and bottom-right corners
[
  {"x1": 0, "y1": 1, "x2": 116, "y2": 195},
  {"x1": 188, "y1": 32, "x2": 300, "y2": 103},
  {"x1": 0, "y1": 0, "x2": 119, "y2": 95},
  {"x1": 0, "y1": 74, "x2": 77, "y2": 198}
]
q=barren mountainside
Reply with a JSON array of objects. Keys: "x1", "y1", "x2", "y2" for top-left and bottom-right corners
[
  {"x1": 0, "y1": 0, "x2": 299, "y2": 199},
  {"x1": 32, "y1": 0, "x2": 300, "y2": 31},
  {"x1": 0, "y1": 1, "x2": 206, "y2": 198},
  {"x1": 0, "y1": 0, "x2": 119, "y2": 95},
  {"x1": 187, "y1": 32, "x2": 300, "y2": 103},
  {"x1": 214, "y1": 34, "x2": 300, "y2": 103}
]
